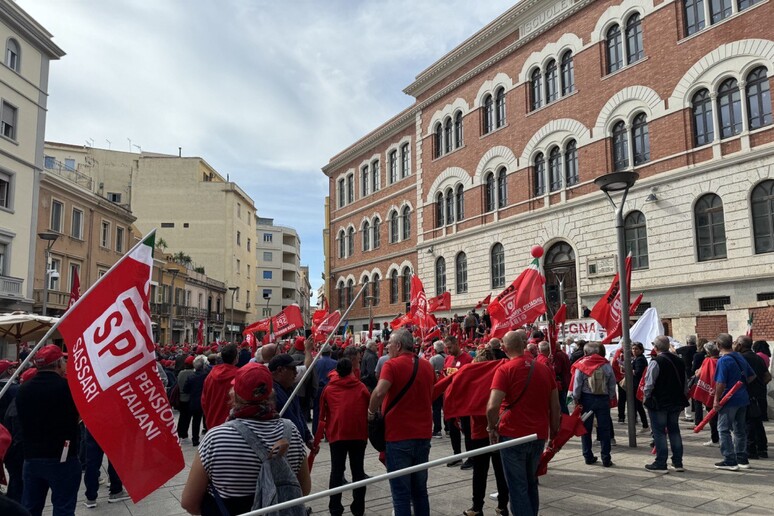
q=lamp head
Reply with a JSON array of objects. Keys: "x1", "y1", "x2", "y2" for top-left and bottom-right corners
[{"x1": 594, "y1": 171, "x2": 639, "y2": 193}]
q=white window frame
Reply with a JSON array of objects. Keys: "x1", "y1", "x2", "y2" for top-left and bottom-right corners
[
  {"x1": 71, "y1": 207, "x2": 84, "y2": 240},
  {"x1": 100, "y1": 220, "x2": 111, "y2": 248},
  {"x1": 50, "y1": 198, "x2": 64, "y2": 233},
  {"x1": 115, "y1": 226, "x2": 125, "y2": 253}
]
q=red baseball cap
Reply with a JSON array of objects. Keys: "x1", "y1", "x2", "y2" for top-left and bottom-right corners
[
  {"x1": 33, "y1": 345, "x2": 65, "y2": 367},
  {"x1": 232, "y1": 363, "x2": 273, "y2": 403},
  {"x1": 0, "y1": 359, "x2": 18, "y2": 375},
  {"x1": 294, "y1": 336, "x2": 306, "y2": 351},
  {"x1": 20, "y1": 368, "x2": 37, "y2": 384},
  {"x1": 184, "y1": 355, "x2": 195, "y2": 365}
]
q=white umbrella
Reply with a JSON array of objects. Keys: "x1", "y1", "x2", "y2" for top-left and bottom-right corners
[{"x1": 0, "y1": 311, "x2": 61, "y2": 353}]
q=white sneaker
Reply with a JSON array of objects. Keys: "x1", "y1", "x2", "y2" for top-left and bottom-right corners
[
  {"x1": 489, "y1": 491, "x2": 499, "y2": 500},
  {"x1": 702, "y1": 440, "x2": 719, "y2": 447}
]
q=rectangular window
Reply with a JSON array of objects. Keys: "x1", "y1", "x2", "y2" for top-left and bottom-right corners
[
  {"x1": 247, "y1": 265, "x2": 250, "y2": 278},
  {"x1": 262, "y1": 307, "x2": 271, "y2": 317},
  {"x1": 0, "y1": 172, "x2": 9, "y2": 208},
  {"x1": 64, "y1": 158, "x2": 75, "y2": 171},
  {"x1": 98, "y1": 268, "x2": 108, "y2": 278},
  {"x1": 237, "y1": 203, "x2": 242, "y2": 218},
  {"x1": 0, "y1": 242, "x2": 7, "y2": 275},
  {"x1": 100, "y1": 220, "x2": 110, "y2": 248},
  {"x1": 263, "y1": 251, "x2": 272, "y2": 261},
  {"x1": 48, "y1": 256, "x2": 61, "y2": 291},
  {"x1": 757, "y1": 292, "x2": 774, "y2": 302},
  {"x1": 262, "y1": 289, "x2": 272, "y2": 299},
  {"x1": 263, "y1": 233, "x2": 272, "y2": 243},
  {"x1": 247, "y1": 238, "x2": 251, "y2": 252},
  {"x1": 237, "y1": 231, "x2": 241, "y2": 246},
  {"x1": 401, "y1": 144, "x2": 410, "y2": 178},
  {"x1": 160, "y1": 222, "x2": 174, "y2": 228},
  {"x1": 116, "y1": 226, "x2": 124, "y2": 253},
  {"x1": 263, "y1": 270, "x2": 272, "y2": 280},
  {"x1": 1, "y1": 101, "x2": 17, "y2": 140},
  {"x1": 236, "y1": 259, "x2": 241, "y2": 274},
  {"x1": 50, "y1": 200, "x2": 63, "y2": 232},
  {"x1": 44, "y1": 156, "x2": 55, "y2": 169},
  {"x1": 699, "y1": 296, "x2": 730, "y2": 312},
  {"x1": 71, "y1": 208, "x2": 83, "y2": 239},
  {"x1": 107, "y1": 192, "x2": 121, "y2": 203}
]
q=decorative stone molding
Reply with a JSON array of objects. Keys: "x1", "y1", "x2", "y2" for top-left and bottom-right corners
[
  {"x1": 426, "y1": 166, "x2": 472, "y2": 202},
  {"x1": 593, "y1": 86, "x2": 665, "y2": 135},
  {"x1": 518, "y1": 32, "x2": 584, "y2": 83},
  {"x1": 474, "y1": 146, "x2": 519, "y2": 186},
  {"x1": 521, "y1": 119, "x2": 590, "y2": 163}
]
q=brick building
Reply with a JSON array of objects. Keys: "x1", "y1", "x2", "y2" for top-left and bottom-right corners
[{"x1": 323, "y1": 0, "x2": 774, "y2": 340}]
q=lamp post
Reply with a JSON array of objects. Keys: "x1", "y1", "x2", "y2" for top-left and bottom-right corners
[
  {"x1": 167, "y1": 268, "x2": 179, "y2": 344},
  {"x1": 366, "y1": 294, "x2": 376, "y2": 341},
  {"x1": 227, "y1": 286, "x2": 239, "y2": 343},
  {"x1": 38, "y1": 232, "x2": 59, "y2": 316},
  {"x1": 551, "y1": 266, "x2": 569, "y2": 343},
  {"x1": 594, "y1": 171, "x2": 639, "y2": 447}
]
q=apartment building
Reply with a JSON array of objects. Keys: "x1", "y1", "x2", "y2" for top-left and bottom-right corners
[
  {"x1": 0, "y1": 1, "x2": 64, "y2": 312},
  {"x1": 324, "y1": 0, "x2": 774, "y2": 339}
]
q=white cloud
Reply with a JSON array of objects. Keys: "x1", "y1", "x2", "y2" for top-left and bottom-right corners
[{"x1": 22, "y1": 0, "x2": 516, "y2": 302}]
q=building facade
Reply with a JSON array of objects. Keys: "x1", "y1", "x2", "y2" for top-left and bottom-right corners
[
  {"x1": 324, "y1": 0, "x2": 774, "y2": 339},
  {"x1": 0, "y1": 1, "x2": 64, "y2": 312},
  {"x1": 42, "y1": 143, "x2": 258, "y2": 335}
]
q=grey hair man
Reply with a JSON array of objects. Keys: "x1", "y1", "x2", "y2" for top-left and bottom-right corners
[{"x1": 429, "y1": 340, "x2": 447, "y2": 438}]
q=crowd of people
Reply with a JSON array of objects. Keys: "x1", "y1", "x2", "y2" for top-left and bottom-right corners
[{"x1": 0, "y1": 313, "x2": 770, "y2": 516}]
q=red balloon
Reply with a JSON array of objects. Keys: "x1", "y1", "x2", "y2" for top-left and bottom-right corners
[{"x1": 530, "y1": 245, "x2": 544, "y2": 258}]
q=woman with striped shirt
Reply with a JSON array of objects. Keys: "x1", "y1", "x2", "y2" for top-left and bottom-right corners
[{"x1": 181, "y1": 363, "x2": 311, "y2": 515}]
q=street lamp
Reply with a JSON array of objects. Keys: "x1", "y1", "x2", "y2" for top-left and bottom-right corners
[
  {"x1": 366, "y1": 294, "x2": 376, "y2": 342},
  {"x1": 594, "y1": 170, "x2": 638, "y2": 447},
  {"x1": 166, "y1": 269, "x2": 179, "y2": 344},
  {"x1": 228, "y1": 286, "x2": 239, "y2": 343},
  {"x1": 38, "y1": 232, "x2": 59, "y2": 316}
]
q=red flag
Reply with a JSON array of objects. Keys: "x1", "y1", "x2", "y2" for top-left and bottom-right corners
[
  {"x1": 553, "y1": 303, "x2": 567, "y2": 326},
  {"x1": 196, "y1": 319, "x2": 204, "y2": 346},
  {"x1": 629, "y1": 293, "x2": 643, "y2": 316},
  {"x1": 592, "y1": 255, "x2": 632, "y2": 344},
  {"x1": 245, "y1": 305, "x2": 304, "y2": 339},
  {"x1": 488, "y1": 258, "x2": 546, "y2": 339},
  {"x1": 689, "y1": 357, "x2": 718, "y2": 407},
  {"x1": 548, "y1": 303, "x2": 567, "y2": 350},
  {"x1": 423, "y1": 327, "x2": 441, "y2": 342},
  {"x1": 390, "y1": 312, "x2": 413, "y2": 330},
  {"x1": 427, "y1": 291, "x2": 451, "y2": 313},
  {"x1": 57, "y1": 233, "x2": 184, "y2": 503},
  {"x1": 311, "y1": 307, "x2": 328, "y2": 334},
  {"x1": 68, "y1": 268, "x2": 80, "y2": 309},
  {"x1": 475, "y1": 293, "x2": 491, "y2": 309},
  {"x1": 409, "y1": 276, "x2": 431, "y2": 332},
  {"x1": 314, "y1": 310, "x2": 342, "y2": 343},
  {"x1": 434, "y1": 360, "x2": 506, "y2": 417}
]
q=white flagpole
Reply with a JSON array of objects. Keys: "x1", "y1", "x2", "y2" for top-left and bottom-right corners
[
  {"x1": 0, "y1": 229, "x2": 157, "y2": 401},
  {"x1": 279, "y1": 281, "x2": 369, "y2": 417},
  {"x1": 239, "y1": 434, "x2": 538, "y2": 516}
]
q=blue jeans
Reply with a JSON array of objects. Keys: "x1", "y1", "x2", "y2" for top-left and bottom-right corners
[
  {"x1": 84, "y1": 429, "x2": 123, "y2": 500},
  {"x1": 718, "y1": 404, "x2": 747, "y2": 464},
  {"x1": 385, "y1": 439, "x2": 431, "y2": 516},
  {"x1": 499, "y1": 437, "x2": 545, "y2": 516},
  {"x1": 22, "y1": 457, "x2": 82, "y2": 516},
  {"x1": 580, "y1": 393, "x2": 612, "y2": 463},
  {"x1": 648, "y1": 409, "x2": 683, "y2": 468}
]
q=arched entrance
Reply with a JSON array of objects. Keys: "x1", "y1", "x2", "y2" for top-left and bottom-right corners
[{"x1": 544, "y1": 242, "x2": 578, "y2": 319}]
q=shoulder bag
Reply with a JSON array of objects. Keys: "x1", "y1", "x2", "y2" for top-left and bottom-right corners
[{"x1": 368, "y1": 356, "x2": 419, "y2": 452}]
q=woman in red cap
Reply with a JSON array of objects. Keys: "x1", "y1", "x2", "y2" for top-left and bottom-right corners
[{"x1": 181, "y1": 363, "x2": 311, "y2": 515}]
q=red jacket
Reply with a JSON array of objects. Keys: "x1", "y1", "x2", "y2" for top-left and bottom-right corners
[
  {"x1": 201, "y1": 364, "x2": 238, "y2": 429},
  {"x1": 320, "y1": 373, "x2": 370, "y2": 442}
]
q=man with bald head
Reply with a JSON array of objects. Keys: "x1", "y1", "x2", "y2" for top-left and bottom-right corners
[
  {"x1": 260, "y1": 343, "x2": 278, "y2": 364},
  {"x1": 486, "y1": 330, "x2": 560, "y2": 516}
]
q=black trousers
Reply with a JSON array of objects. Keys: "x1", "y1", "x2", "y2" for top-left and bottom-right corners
[
  {"x1": 447, "y1": 416, "x2": 472, "y2": 455},
  {"x1": 191, "y1": 406, "x2": 204, "y2": 445},
  {"x1": 432, "y1": 396, "x2": 444, "y2": 434},
  {"x1": 747, "y1": 397, "x2": 768, "y2": 456},
  {"x1": 470, "y1": 437, "x2": 508, "y2": 512},
  {"x1": 329, "y1": 440, "x2": 367, "y2": 516},
  {"x1": 617, "y1": 384, "x2": 627, "y2": 422},
  {"x1": 705, "y1": 404, "x2": 719, "y2": 443},
  {"x1": 177, "y1": 400, "x2": 192, "y2": 438}
]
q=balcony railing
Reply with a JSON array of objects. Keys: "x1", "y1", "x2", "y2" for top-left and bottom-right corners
[
  {"x1": 33, "y1": 288, "x2": 69, "y2": 308},
  {"x1": 209, "y1": 311, "x2": 224, "y2": 323},
  {"x1": 0, "y1": 275, "x2": 23, "y2": 298}
]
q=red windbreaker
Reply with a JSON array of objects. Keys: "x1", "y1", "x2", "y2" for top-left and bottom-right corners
[
  {"x1": 201, "y1": 364, "x2": 238, "y2": 429},
  {"x1": 320, "y1": 373, "x2": 370, "y2": 442}
]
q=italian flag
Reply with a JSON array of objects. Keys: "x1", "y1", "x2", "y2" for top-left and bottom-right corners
[{"x1": 746, "y1": 313, "x2": 753, "y2": 339}]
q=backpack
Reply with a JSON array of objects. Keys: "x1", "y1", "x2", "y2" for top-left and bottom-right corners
[
  {"x1": 228, "y1": 419, "x2": 306, "y2": 516},
  {"x1": 587, "y1": 367, "x2": 607, "y2": 395}
]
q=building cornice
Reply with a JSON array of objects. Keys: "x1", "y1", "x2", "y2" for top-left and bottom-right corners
[
  {"x1": 0, "y1": 2, "x2": 65, "y2": 59},
  {"x1": 41, "y1": 170, "x2": 136, "y2": 222}
]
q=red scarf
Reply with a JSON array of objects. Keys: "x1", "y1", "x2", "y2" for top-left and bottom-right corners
[
  {"x1": 570, "y1": 354, "x2": 609, "y2": 389},
  {"x1": 689, "y1": 357, "x2": 718, "y2": 407}
]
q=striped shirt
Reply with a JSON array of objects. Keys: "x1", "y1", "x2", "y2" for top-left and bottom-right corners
[{"x1": 199, "y1": 418, "x2": 306, "y2": 498}]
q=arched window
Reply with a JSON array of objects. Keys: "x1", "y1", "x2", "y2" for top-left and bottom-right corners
[
  {"x1": 455, "y1": 252, "x2": 468, "y2": 294},
  {"x1": 746, "y1": 67, "x2": 772, "y2": 130},
  {"x1": 560, "y1": 51, "x2": 575, "y2": 95},
  {"x1": 401, "y1": 206, "x2": 411, "y2": 240},
  {"x1": 483, "y1": 94, "x2": 494, "y2": 134},
  {"x1": 497, "y1": 167, "x2": 507, "y2": 208},
  {"x1": 362, "y1": 221, "x2": 371, "y2": 251},
  {"x1": 684, "y1": 0, "x2": 706, "y2": 36},
  {"x1": 612, "y1": 121, "x2": 629, "y2": 171},
  {"x1": 362, "y1": 276, "x2": 370, "y2": 307},
  {"x1": 530, "y1": 69, "x2": 543, "y2": 111},
  {"x1": 444, "y1": 117, "x2": 453, "y2": 153},
  {"x1": 434, "y1": 123, "x2": 443, "y2": 158},
  {"x1": 495, "y1": 87, "x2": 506, "y2": 128},
  {"x1": 485, "y1": 172, "x2": 496, "y2": 212},
  {"x1": 632, "y1": 113, "x2": 650, "y2": 165},
  {"x1": 346, "y1": 279, "x2": 354, "y2": 307},
  {"x1": 717, "y1": 78, "x2": 742, "y2": 139},
  {"x1": 390, "y1": 270, "x2": 399, "y2": 304},
  {"x1": 454, "y1": 111, "x2": 464, "y2": 148},
  {"x1": 534, "y1": 153, "x2": 546, "y2": 196},
  {"x1": 710, "y1": 0, "x2": 732, "y2": 23},
  {"x1": 445, "y1": 188, "x2": 454, "y2": 224},
  {"x1": 436, "y1": 193, "x2": 445, "y2": 228},
  {"x1": 338, "y1": 230, "x2": 346, "y2": 258},
  {"x1": 455, "y1": 184, "x2": 465, "y2": 221},
  {"x1": 545, "y1": 60, "x2": 558, "y2": 103},
  {"x1": 692, "y1": 89, "x2": 714, "y2": 146},
  {"x1": 565, "y1": 140, "x2": 579, "y2": 186},
  {"x1": 435, "y1": 257, "x2": 446, "y2": 296},
  {"x1": 752, "y1": 180, "x2": 774, "y2": 254},
  {"x1": 625, "y1": 14, "x2": 644, "y2": 64},
  {"x1": 389, "y1": 211, "x2": 399, "y2": 243},
  {"x1": 695, "y1": 193, "x2": 727, "y2": 261},
  {"x1": 401, "y1": 142, "x2": 410, "y2": 177},
  {"x1": 337, "y1": 282, "x2": 344, "y2": 309},
  {"x1": 371, "y1": 160, "x2": 380, "y2": 192},
  {"x1": 5, "y1": 38, "x2": 19, "y2": 72},
  {"x1": 372, "y1": 217, "x2": 381, "y2": 249},
  {"x1": 548, "y1": 147, "x2": 562, "y2": 192},
  {"x1": 401, "y1": 266, "x2": 411, "y2": 303},
  {"x1": 389, "y1": 150, "x2": 398, "y2": 183},
  {"x1": 361, "y1": 165, "x2": 369, "y2": 197},
  {"x1": 347, "y1": 227, "x2": 355, "y2": 257},
  {"x1": 372, "y1": 273, "x2": 380, "y2": 305},
  {"x1": 606, "y1": 25, "x2": 623, "y2": 74},
  {"x1": 624, "y1": 211, "x2": 649, "y2": 269},
  {"x1": 491, "y1": 243, "x2": 505, "y2": 289}
]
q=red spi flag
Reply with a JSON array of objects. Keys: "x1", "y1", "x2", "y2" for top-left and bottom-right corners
[
  {"x1": 57, "y1": 232, "x2": 184, "y2": 503},
  {"x1": 409, "y1": 275, "x2": 429, "y2": 329},
  {"x1": 68, "y1": 268, "x2": 80, "y2": 309},
  {"x1": 244, "y1": 305, "x2": 305, "y2": 338},
  {"x1": 390, "y1": 312, "x2": 413, "y2": 329},
  {"x1": 314, "y1": 310, "x2": 342, "y2": 343},
  {"x1": 475, "y1": 293, "x2": 491, "y2": 309},
  {"x1": 594, "y1": 255, "x2": 632, "y2": 344},
  {"x1": 488, "y1": 258, "x2": 547, "y2": 339},
  {"x1": 427, "y1": 291, "x2": 451, "y2": 313}
]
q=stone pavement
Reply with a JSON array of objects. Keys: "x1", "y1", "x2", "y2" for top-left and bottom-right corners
[{"x1": 38, "y1": 416, "x2": 774, "y2": 516}]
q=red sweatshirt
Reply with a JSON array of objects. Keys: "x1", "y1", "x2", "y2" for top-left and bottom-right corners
[
  {"x1": 201, "y1": 364, "x2": 238, "y2": 429},
  {"x1": 320, "y1": 373, "x2": 370, "y2": 442}
]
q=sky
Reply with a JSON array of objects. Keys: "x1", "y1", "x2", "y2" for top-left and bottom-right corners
[{"x1": 22, "y1": 0, "x2": 516, "y2": 303}]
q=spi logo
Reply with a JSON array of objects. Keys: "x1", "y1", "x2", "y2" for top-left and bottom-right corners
[{"x1": 84, "y1": 286, "x2": 155, "y2": 390}]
